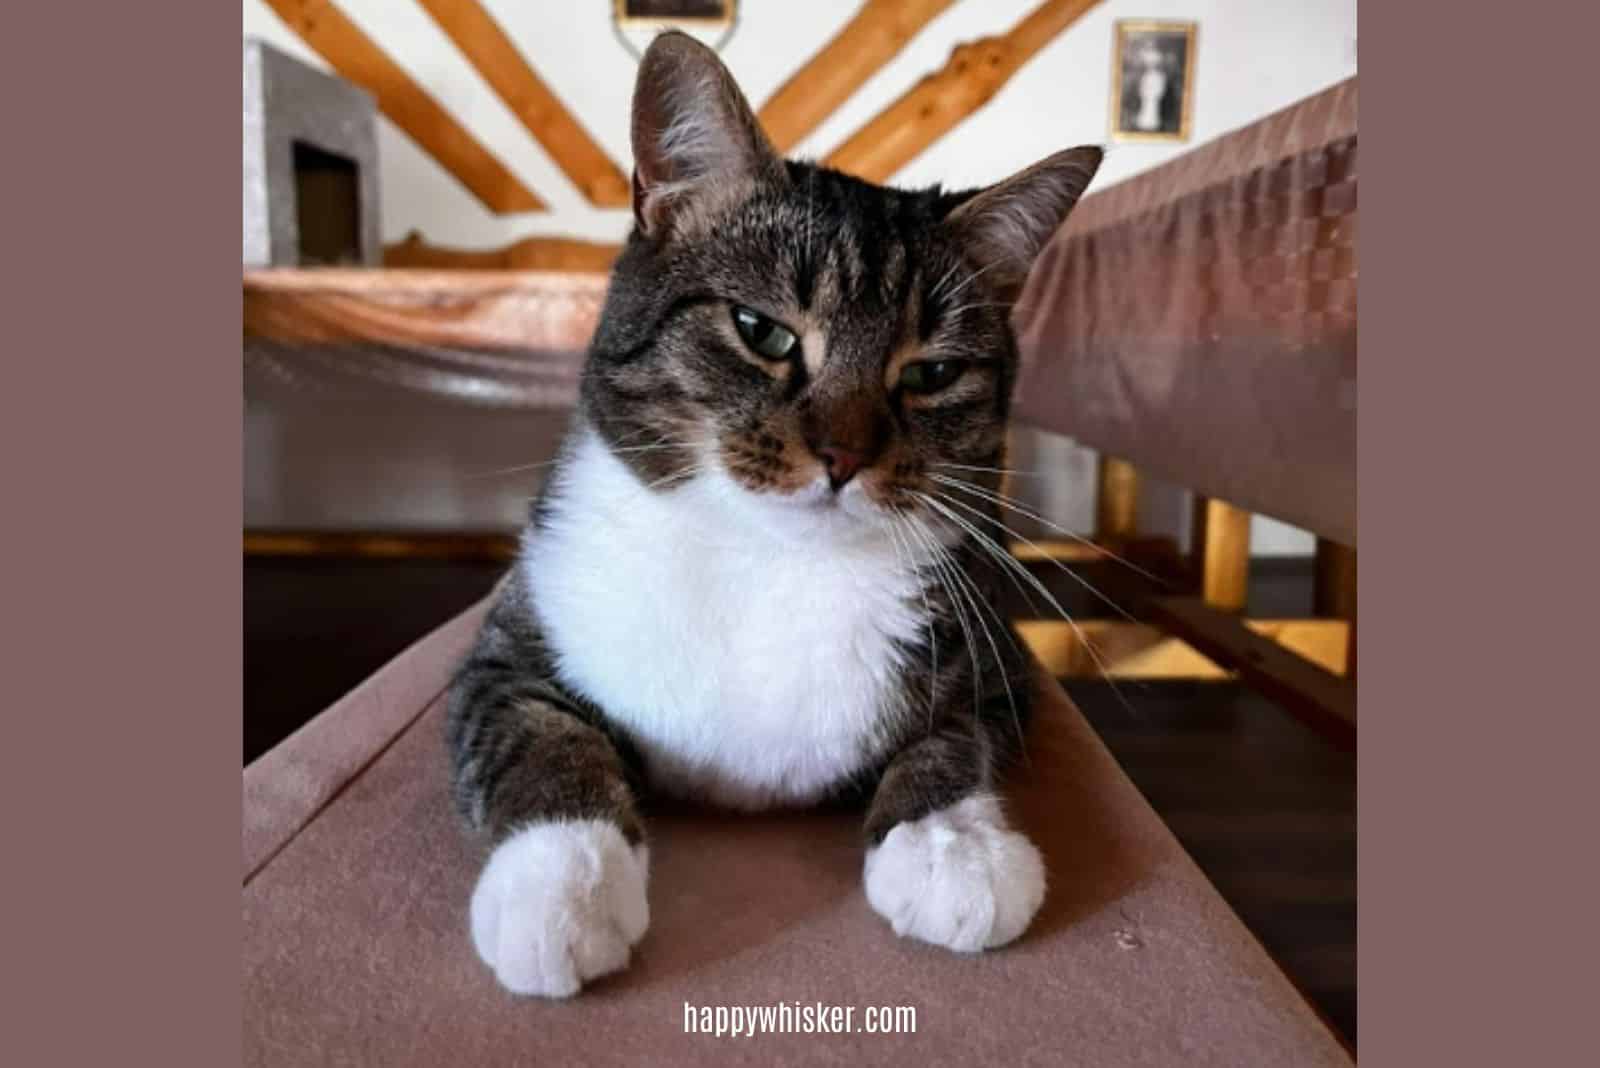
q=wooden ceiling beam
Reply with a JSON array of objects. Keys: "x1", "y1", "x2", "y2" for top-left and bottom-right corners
[
  {"x1": 824, "y1": 0, "x2": 1103, "y2": 183},
  {"x1": 415, "y1": 0, "x2": 631, "y2": 208},
  {"x1": 758, "y1": 0, "x2": 954, "y2": 154},
  {"x1": 261, "y1": 0, "x2": 545, "y2": 214}
]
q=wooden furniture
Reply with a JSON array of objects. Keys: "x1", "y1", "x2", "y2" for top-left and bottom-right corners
[
  {"x1": 1013, "y1": 76, "x2": 1358, "y2": 744},
  {"x1": 244, "y1": 269, "x2": 599, "y2": 535}
]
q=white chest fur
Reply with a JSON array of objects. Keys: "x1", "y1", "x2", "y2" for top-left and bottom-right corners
[{"x1": 523, "y1": 430, "x2": 928, "y2": 809}]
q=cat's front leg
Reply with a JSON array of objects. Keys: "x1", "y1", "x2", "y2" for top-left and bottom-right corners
[
  {"x1": 448, "y1": 608, "x2": 649, "y2": 997},
  {"x1": 861, "y1": 729, "x2": 1045, "y2": 952}
]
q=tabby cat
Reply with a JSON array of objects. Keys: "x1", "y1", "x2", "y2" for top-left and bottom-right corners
[{"x1": 447, "y1": 31, "x2": 1101, "y2": 997}]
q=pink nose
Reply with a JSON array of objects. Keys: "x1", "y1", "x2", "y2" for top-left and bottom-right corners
[{"x1": 816, "y1": 445, "x2": 865, "y2": 489}]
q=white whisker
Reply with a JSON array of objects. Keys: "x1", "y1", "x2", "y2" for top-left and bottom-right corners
[
  {"x1": 465, "y1": 426, "x2": 676, "y2": 480},
  {"x1": 932, "y1": 462, "x2": 1050, "y2": 480},
  {"x1": 914, "y1": 491, "x2": 1144, "y2": 725},
  {"x1": 926, "y1": 523, "x2": 1028, "y2": 759},
  {"x1": 900, "y1": 509, "x2": 984, "y2": 727},
  {"x1": 929, "y1": 482, "x2": 1140, "y2": 624},
  {"x1": 929, "y1": 473, "x2": 1168, "y2": 587},
  {"x1": 902, "y1": 510, "x2": 1028, "y2": 761},
  {"x1": 882, "y1": 509, "x2": 938, "y2": 728}
]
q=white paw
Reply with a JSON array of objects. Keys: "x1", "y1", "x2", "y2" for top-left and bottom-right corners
[
  {"x1": 469, "y1": 820, "x2": 649, "y2": 997},
  {"x1": 863, "y1": 796, "x2": 1045, "y2": 953}
]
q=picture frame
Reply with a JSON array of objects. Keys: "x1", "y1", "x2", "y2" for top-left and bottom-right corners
[
  {"x1": 1110, "y1": 20, "x2": 1197, "y2": 143},
  {"x1": 612, "y1": 0, "x2": 737, "y2": 30}
]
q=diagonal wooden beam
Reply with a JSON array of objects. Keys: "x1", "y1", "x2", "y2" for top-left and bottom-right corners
[
  {"x1": 758, "y1": 0, "x2": 954, "y2": 154},
  {"x1": 825, "y1": 0, "x2": 1104, "y2": 182},
  {"x1": 1018, "y1": 618, "x2": 1351, "y2": 680},
  {"x1": 415, "y1": 0, "x2": 630, "y2": 208},
  {"x1": 1147, "y1": 597, "x2": 1356, "y2": 749},
  {"x1": 261, "y1": 0, "x2": 545, "y2": 214}
]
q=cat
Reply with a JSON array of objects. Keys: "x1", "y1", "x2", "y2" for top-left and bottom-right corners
[{"x1": 447, "y1": 30, "x2": 1101, "y2": 998}]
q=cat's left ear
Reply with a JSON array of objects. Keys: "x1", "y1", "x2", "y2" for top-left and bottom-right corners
[
  {"x1": 631, "y1": 31, "x2": 783, "y2": 236},
  {"x1": 946, "y1": 146, "x2": 1104, "y2": 302}
]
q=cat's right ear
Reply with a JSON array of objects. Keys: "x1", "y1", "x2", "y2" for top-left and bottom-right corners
[{"x1": 630, "y1": 31, "x2": 782, "y2": 237}]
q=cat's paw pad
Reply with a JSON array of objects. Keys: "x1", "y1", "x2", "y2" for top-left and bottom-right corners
[
  {"x1": 863, "y1": 796, "x2": 1044, "y2": 953},
  {"x1": 469, "y1": 819, "x2": 649, "y2": 997}
]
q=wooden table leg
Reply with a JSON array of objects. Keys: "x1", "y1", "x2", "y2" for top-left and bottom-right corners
[
  {"x1": 1313, "y1": 538, "x2": 1358, "y2": 677},
  {"x1": 1191, "y1": 496, "x2": 1252, "y2": 613},
  {"x1": 1095, "y1": 456, "x2": 1141, "y2": 543}
]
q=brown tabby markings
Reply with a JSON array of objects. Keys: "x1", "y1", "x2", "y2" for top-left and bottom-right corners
[{"x1": 719, "y1": 427, "x2": 794, "y2": 493}]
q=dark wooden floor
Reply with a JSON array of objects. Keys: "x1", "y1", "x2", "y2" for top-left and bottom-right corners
[
  {"x1": 1068, "y1": 678, "x2": 1355, "y2": 1045},
  {"x1": 244, "y1": 555, "x2": 1355, "y2": 1047},
  {"x1": 244, "y1": 557, "x2": 506, "y2": 764}
]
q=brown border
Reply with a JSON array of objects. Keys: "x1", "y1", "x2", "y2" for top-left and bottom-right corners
[
  {"x1": 1358, "y1": 3, "x2": 1594, "y2": 1063},
  {"x1": 6, "y1": 1, "x2": 237, "y2": 1065}
]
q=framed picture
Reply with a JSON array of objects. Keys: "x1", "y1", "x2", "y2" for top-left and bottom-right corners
[
  {"x1": 1110, "y1": 20, "x2": 1197, "y2": 143},
  {"x1": 613, "y1": 0, "x2": 737, "y2": 29}
]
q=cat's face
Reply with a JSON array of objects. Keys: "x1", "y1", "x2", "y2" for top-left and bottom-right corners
[
  {"x1": 589, "y1": 166, "x2": 1020, "y2": 528},
  {"x1": 581, "y1": 33, "x2": 1100, "y2": 539}
]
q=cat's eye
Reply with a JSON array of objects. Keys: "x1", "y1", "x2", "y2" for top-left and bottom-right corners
[
  {"x1": 731, "y1": 306, "x2": 800, "y2": 362},
  {"x1": 898, "y1": 359, "x2": 968, "y2": 394}
]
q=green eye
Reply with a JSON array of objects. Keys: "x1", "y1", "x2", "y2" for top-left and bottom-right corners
[
  {"x1": 899, "y1": 360, "x2": 968, "y2": 394},
  {"x1": 731, "y1": 306, "x2": 800, "y2": 361}
]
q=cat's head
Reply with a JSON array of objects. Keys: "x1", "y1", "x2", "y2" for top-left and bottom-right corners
[{"x1": 582, "y1": 31, "x2": 1100, "y2": 541}]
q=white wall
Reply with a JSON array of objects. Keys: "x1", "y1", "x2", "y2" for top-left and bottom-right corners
[
  {"x1": 241, "y1": 0, "x2": 1357, "y2": 553},
  {"x1": 242, "y1": 0, "x2": 1356, "y2": 246}
]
